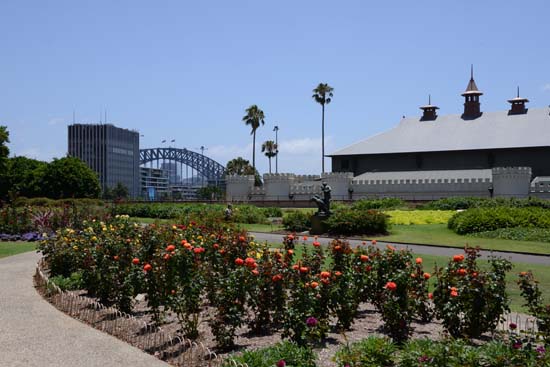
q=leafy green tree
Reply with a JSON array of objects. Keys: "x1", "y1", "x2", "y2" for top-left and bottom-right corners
[
  {"x1": 103, "y1": 182, "x2": 129, "y2": 200},
  {"x1": 0, "y1": 126, "x2": 9, "y2": 173},
  {"x1": 261, "y1": 140, "x2": 278, "y2": 174},
  {"x1": 226, "y1": 157, "x2": 262, "y2": 186},
  {"x1": 0, "y1": 156, "x2": 47, "y2": 199},
  {"x1": 196, "y1": 185, "x2": 222, "y2": 200},
  {"x1": 312, "y1": 83, "x2": 334, "y2": 173},
  {"x1": 40, "y1": 157, "x2": 101, "y2": 199},
  {"x1": 242, "y1": 105, "x2": 265, "y2": 170}
]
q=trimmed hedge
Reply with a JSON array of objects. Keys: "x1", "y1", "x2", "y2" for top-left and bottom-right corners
[
  {"x1": 282, "y1": 210, "x2": 312, "y2": 232},
  {"x1": 448, "y1": 207, "x2": 550, "y2": 235},
  {"x1": 422, "y1": 197, "x2": 550, "y2": 211},
  {"x1": 325, "y1": 208, "x2": 389, "y2": 236}
]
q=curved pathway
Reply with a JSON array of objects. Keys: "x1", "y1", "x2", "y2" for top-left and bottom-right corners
[
  {"x1": 0, "y1": 251, "x2": 168, "y2": 367},
  {"x1": 249, "y1": 232, "x2": 550, "y2": 265}
]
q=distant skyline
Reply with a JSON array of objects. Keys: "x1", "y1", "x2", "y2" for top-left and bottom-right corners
[{"x1": 1, "y1": 0, "x2": 549, "y2": 174}]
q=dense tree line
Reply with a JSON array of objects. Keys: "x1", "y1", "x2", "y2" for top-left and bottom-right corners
[{"x1": 0, "y1": 126, "x2": 102, "y2": 201}]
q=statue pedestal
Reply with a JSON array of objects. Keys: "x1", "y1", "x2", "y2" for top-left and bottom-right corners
[{"x1": 310, "y1": 214, "x2": 329, "y2": 235}]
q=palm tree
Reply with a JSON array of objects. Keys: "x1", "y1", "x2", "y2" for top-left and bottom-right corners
[
  {"x1": 226, "y1": 157, "x2": 253, "y2": 176},
  {"x1": 242, "y1": 105, "x2": 265, "y2": 170},
  {"x1": 312, "y1": 83, "x2": 334, "y2": 174},
  {"x1": 261, "y1": 140, "x2": 278, "y2": 174}
]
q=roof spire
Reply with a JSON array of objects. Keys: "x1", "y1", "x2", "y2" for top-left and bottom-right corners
[
  {"x1": 471, "y1": 64, "x2": 474, "y2": 80},
  {"x1": 428, "y1": 94, "x2": 431, "y2": 105},
  {"x1": 517, "y1": 85, "x2": 520, "y2": 98}
]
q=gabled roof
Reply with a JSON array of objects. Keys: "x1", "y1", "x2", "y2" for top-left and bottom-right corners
[{"x1": 330, "y1": 108, "x2": 550, "y2": 156}]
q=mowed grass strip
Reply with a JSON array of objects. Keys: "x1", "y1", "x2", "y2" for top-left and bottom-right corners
[
  {"x1": 376, "y1": 224, "x2": 550, "y2": 255},
  {"x1": 0, "y1": 241, "x2": 37, "y2": 259}
]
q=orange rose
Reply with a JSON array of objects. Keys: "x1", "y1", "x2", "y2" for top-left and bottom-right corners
[
  {"x1": 423, "y1": 272, "x2": 431, "y2": 280},
  {"x1": 320, "y1": 271, "x2": 331, "y2": 279},
  {"x1": 385, "y1": 281, "x2": 397, "y2": 291},
  {"x1": 299, "y1": 266, "x2": 309, "y2": 274},
  {"x1": 453, "y1": 254, "x2": 465, "y2": 262},
  {"x1": 312, "y1": 241, "x2": 321, "y2": 247},
  {"x1": 371, "y1": 239, "x2": 377, "y2": 245},
  {"x1": 360, "y1": 255, "x2": 369, "y2": 262},
  {"x1": 310, "y1": 281, "x2": 319, "y2": 289},
  {"x1": 143, "y1": 263, "x2": 152, "y2": 272},
  {"x1": 450, "y1": 290, "x2": 459, "y2": 297},
  {"x1": 166, "y1": 244, "x2": 176, "y2": 252},
  {"x1": 457, "y1": 268, "x2": 467, "y2": 276},
  {"x1": 235, "y1": 258, "x2": 244, "y2": 266},
  {"x1": 416, "y1": 257, "x2": 423, "y2": 264},
  {"x1": 132, "y1": 258, "x2": 140, "y2": 265}
]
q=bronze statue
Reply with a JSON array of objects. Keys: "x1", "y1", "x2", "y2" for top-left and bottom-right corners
[{"x1": 311, "y1": 182, "x2": 332, "y2": 216}]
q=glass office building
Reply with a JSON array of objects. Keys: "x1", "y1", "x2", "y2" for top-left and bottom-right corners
[{"x1": 68, "y1": 124, "x2": 140, "y2": 198}]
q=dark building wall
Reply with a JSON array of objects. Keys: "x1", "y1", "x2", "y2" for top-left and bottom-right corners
[
  {"x1": 68, "y1": 124, "x2": 140, "y2": 198},
  {"x1": 332, "y1": 146, "x2": 550, "y2": 178}
]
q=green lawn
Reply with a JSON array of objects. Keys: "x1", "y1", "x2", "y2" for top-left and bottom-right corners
[
  {"x1": 375, "y1": 224, "x2": 550, "y2": 255},
  {"x1": 286, "y1": 243, "x2": 549, "y2": 312},
  {"x1": 237, "y1": 223, "x2": 284, "y2": 232},
  {"x1": 0, "y1": 241, "x2": 37, "y2": 259}
]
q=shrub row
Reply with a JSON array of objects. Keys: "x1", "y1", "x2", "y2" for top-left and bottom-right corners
[
  {"x1": 448, "y1": 207, "x2": 550, "y2": 235},
  {"x1": 12, "y1": 197, "x2": 105, "y2": 207},
  {"x1": 422, "y1": 196, "x2": 550, "y2": 211},
  {"x1": 334, "y1": 336, "x2": 549, "y2": 367},
  {"x1": 0, "y1": 203, "x2": 109, "y2": 235},
  {"x1": 283, "y1": 208, "x2": 390, "y2": 236},
  {"x1": 112, "y1": 203, "x2": 279, "y2": 224}
]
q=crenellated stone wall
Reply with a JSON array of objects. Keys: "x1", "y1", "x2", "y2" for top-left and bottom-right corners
[
  {"x1": 226, "y1": 168, "x2": 545, "y2": 202},
  {"x1": 492, "y1": 167, "x2": 532, "y2": 198}
]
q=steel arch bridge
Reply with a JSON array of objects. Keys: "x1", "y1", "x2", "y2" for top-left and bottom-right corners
[{"x1": 139, "y1": 147, "x2": 226, "y2": 185}]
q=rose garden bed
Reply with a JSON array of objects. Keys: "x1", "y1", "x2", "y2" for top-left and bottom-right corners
[{"x1": 37, "y1": 215, "x2": 550, "y2": 366}]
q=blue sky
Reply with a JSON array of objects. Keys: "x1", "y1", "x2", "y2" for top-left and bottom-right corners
[{"x1": 1, "y1": 0, "x2": 549, "y2": 174}]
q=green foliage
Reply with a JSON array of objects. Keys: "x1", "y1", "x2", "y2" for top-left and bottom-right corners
[
  {"x1": 325, "y1": 208, "x2": 389, "y2": 236},
  {"x1": 232, "y1": 205, "x2": 269, "y2": 224},
  {"x1": 13, "y1": 197, "x2": 105, "y2": 207},
  {"x1": 432, "y1": 246, "x2": 513, "y2": 338},
  {"x1": 448, "y1": 207, "x2": 550, "y2": 235},
  {"x1": 352, "y1": 198, "x2": 406, "y2": 210},
  {"x1": 0, "y1": 126, "x2": 9, "y2": 172},
  {"x1": 226, "y1": 341, "x2": 317, "y2": 367},
  {"x1": 196, "y1": 185, "x2": 223, "y2": 200},
  {"x1": 262, "y1": 206, "x2": 283, "y2": 218},
  {"x1": 334, "y1": 336, "x2": 396, "y2": 367},
  {"x1": 40, "y1": 157, "x2": 101, "y2": 199},
  {"x1": 423, "y1": 196, "x2": 550, "y2": 210},
  {"x1": 518, "y1": 271, "x2": 550, "y2": 344},
  {"x1": 471, "y1": 227, "x2": 550, "y2": 243},
  {"x1": 103, "y1": 182, "x2": 130, "y2": 200},
  {"x1": 386, "y1": 210, "x2": 454, "y2": 225},
  {"x1": 283, "y1": 210, "x2": 312, "y2": 232},
  {"x1": 0, "y1": 156, "x2": 47, "y2": 199},
  {"x1": 335, "y1": 337, "x2": 550, "y2": 367},
  {"x1": 49, "y1": 272, "x2": 84, "y2": 291}
]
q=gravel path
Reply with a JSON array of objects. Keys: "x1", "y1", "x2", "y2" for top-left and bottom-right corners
[
  {"x1": 0, "y1": 251, "x2": 168, "y2": 367},
  {"x1": 249, "y1": 232, "x2": 550, "y2": 265}
]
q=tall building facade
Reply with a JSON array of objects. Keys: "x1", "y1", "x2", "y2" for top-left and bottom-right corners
[{"x1": 68, "y1": 124, "x2": 140, "y2": 198}]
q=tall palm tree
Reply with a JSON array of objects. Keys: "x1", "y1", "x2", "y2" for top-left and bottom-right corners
[
  {"x1": 242, "y1": 105, "x2": 265, "y2": 170},
  {"x1": 261, "y1": 140, "x2": 278, "y2": 174},
  {"x1": 312, "y1": 83, "x2": 334, "y2": 174}
]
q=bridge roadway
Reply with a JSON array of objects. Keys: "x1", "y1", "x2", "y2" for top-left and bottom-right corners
[{"x1": 248, "y1": 231, "x2": 550, "y2": 266}]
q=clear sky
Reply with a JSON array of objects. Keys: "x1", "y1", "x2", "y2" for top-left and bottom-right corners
[{"x1": 1, "y1": 0, "x2": 549, "y2": 174}]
